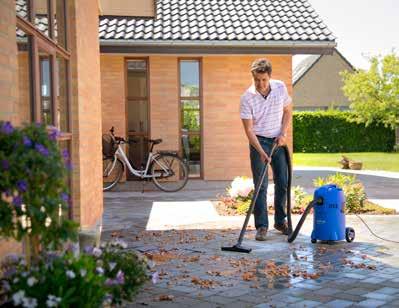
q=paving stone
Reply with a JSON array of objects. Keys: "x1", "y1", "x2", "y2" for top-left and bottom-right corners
[
  {"x1": 314, "y1": 287, "x2": 341, "y2": 296},
  {"x1": 345, "y1": 288, "x2": 375, "y2": 296},
  {"x1": 334, "y1": 292, "x2": 366, "y2": 302},
  {"x1": 355, "y1": 298, "x2": 387, "y2": 307},
  {"x1": 364, "y1": 291, "x2": 395, "y2": 301},
  {"x1": 287, "y1": 300, "x2": 322, "y2": 307},
  {"x1": 362, "y1": 277, "x2": 388, "y2": 284},
  {"x1": 325, "y1": 299, "x2": 354, "y2": 308},
  {"x1": 375, "y1": 287, "x2": 399, "y2": 295},
  {"x1": 218, "y1": 287, "x2": 251, "y2": 297}
]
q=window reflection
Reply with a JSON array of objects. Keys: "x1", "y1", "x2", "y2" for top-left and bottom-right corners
[{"x1": 180, "y1": 61, "x2": 199, "y2": 97}]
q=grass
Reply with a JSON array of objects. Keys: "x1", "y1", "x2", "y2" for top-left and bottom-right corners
[{"x1": 293, "y1": 152, "x2": 399, "y2": 172}]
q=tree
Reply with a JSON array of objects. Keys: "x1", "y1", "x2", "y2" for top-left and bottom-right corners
[{"x1": 341, "y1": 53, "x2": 399, "y2": 131}]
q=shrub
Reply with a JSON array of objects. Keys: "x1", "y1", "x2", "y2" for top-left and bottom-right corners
[
  {"x1": 313, "y1": 173, "x2": 367, "y2": 213},
  {"x1": 0, "y1": 240, "x2": 150, "y2": 307},
  {"x1": 293, "y1": 110, "x2": 395, "y2": 152},
  {"x1": 0, "y1": 122, "x2": 78, "y2": 263}
]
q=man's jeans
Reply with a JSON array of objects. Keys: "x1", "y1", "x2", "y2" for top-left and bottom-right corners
[{"x1": 250, "y1": 136, "x2": 288, "y2": 229}]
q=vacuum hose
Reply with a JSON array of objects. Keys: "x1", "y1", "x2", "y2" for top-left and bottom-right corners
[{"x1": 280, "y1": 144, "x2": 314, "y2": 243}]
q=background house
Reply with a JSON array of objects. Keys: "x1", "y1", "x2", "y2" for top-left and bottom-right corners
[
  {"x1": 293, "y1": 48, "x2": 355, "y2": 111},
  {"x1": 99, "y1": 0, "x2": 336, "y2": 180}
]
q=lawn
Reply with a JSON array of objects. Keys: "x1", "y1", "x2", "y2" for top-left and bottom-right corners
[{"x1": 293, "y1": 152, "x2": 399, "y2": 172}]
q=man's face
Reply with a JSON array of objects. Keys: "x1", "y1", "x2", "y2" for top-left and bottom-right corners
[{"x1": 253, "y1": 72, "x2": 271, "y2": 93}]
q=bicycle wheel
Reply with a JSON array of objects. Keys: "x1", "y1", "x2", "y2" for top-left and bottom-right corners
[
  {"x1": 150, "y1": 154, "x2": 188, "y2": 192},
  {"x1": 103, "y1": 157, "x2": 124, "y2": 191}
]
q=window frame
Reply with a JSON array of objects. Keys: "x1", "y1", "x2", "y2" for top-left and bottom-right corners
[
  {"x1": 178, "y1": 58, "x2": 203, "y2": 179},
  {"x1": 16, "y1": 0, "x2": 73, "y2": 218}
]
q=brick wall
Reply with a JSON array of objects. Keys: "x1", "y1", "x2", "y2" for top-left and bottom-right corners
[
  {"x1": 0, "y1": 0, "x2": 18, "y2": 123},
  {"x1": 149, "y1": 56, "x2": 180, "y2": 153},
  {"x1": 100, "y1": 55, "x2": 126, "y2": 136},
  {"x1": 202, "y1": 55, "x2": 293, "y2": 180},
  {"x1": 0, "y1": 0, "x2": 23, "y2": 259},
  {"x1": 68, "y1": 0, "x2": 103, "y2": 229}
]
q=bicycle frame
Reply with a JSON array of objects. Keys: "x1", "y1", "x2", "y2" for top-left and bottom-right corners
[{"x1": 110, "y1": 144, "x2": 172, "y2": 179}]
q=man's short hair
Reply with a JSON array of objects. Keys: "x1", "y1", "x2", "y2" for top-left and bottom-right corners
[{"x1": 251, "y1": 58, "x2": 272, "y2": 75}]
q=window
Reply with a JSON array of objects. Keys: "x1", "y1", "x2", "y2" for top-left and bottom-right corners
[
  {"x1": 179, "y1": 60, "x2": 202, "y2": 178},
  {"x1": 15, "y1": 0, "x2": 72, "y2": 215},
  {"x1": 126, "y1": 59, "x2": 149, "y2": 173}
]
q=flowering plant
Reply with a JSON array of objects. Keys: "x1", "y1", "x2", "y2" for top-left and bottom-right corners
[
  {"x1": 88, "y1": 239, "x2": 150, "y2": 305},
  {"x1": 227, "y1": 176, "x2": 254, "y2": 200},
  {"x1": 0, "y1": 122, "x2": 78, "y2": 263},
  {"x1": 0, "y1": 239, "x2": 150, "y2": 307}
]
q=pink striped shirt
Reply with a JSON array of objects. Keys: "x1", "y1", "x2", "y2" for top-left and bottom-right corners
[{"x1": 240, "y1": 79, "x2": 292, "y2": 138}]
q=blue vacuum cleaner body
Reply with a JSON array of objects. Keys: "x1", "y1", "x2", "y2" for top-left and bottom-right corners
[{"x1": 311, "y1": 184, "x2": 355, "y2": 243}]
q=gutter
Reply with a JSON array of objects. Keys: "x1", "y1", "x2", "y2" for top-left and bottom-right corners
[{"x1": 100, "y1": 39, "x2": 336, "y2": 49}]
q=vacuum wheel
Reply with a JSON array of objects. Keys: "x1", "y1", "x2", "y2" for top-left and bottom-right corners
[{"x1": 345, "y1": 227, "x2": 355, "y2": 242}]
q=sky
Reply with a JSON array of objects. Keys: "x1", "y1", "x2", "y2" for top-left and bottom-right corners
[{"x1": 293, "y1": 0, "x2": 399, "y2": 70}]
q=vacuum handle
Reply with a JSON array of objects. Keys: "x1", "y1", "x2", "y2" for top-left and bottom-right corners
[{"x1": 236, "y1": 143, "x2": 278, "y2": 246}]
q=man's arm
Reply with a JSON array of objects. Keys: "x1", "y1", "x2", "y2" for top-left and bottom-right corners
[
  {"x1": 242, "y1": 119, "x2": 270, "y2": 163},
  {"x1": 276, "y1": 103, "x2": 292, "y2": 146}
]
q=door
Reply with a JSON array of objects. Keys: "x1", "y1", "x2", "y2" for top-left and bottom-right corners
[{"x1": 126, "y1": 59, "x2": 149, "y2": 178}]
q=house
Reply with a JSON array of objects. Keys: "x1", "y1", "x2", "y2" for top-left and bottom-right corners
[
  {"x1": 98, "y1": 0, "x2": 336, "y2": 180},
  {"x1": 293, "y1": 48, "x2": 355, "y2": 111},
  {"x1": 0, "y1": 0, "x2": 335, "y2": 257}
]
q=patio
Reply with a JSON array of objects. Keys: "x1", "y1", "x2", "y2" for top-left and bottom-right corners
[{"x1": 102, "y1": 177, "x2": 399, "y2": 307}]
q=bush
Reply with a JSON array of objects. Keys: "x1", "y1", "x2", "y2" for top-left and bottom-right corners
[
  {"x1": 292, "y1": 186, "x2": 313, "y2": 214},
  {"x1": 313, "y1": 173, "x2": 367, "y2": 213},
  {"x1": 0, "y1": 240, "x2": 150, "y2": 307},
  {"x1": 0, "y1": 122, "x2": 78, "y2": 263},
  {"x1": 293, "y1": 110, "x2": 395, "y2": 152}
]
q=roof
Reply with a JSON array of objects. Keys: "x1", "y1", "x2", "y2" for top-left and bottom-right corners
[
  {"x1": 293, "y1": 54, "x2": 321, "y2": 84},
  {"x1": 293, "y1": 48, "x2": 355, "y2": 85},
  {"x1": 100, "y1": 0, "x2": 336, "y2": 44},
  {"x1": 16, "y1": 0, "x2": 337, "y2": 53}
]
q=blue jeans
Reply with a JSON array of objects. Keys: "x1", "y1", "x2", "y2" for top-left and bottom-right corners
[{"x1": 250, "y1": 136, "x2": 288, "y2": 229}]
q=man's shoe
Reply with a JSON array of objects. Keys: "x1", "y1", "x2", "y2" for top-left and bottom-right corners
[
  {"x1": 274, "y1": 222, "x2": 290, "y2": 235},
  {"x1": 255, "y1": 227, "x2": 268, "y2": 241}
]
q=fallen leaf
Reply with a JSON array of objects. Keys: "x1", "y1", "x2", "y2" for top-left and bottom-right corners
[{"x1": 158, "y1": 295, "x2": 174, "y2": 301}]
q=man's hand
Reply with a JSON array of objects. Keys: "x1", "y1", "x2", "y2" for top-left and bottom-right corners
[
  {"x1": 276, "y1": 135, "x2": 286, "y2": 146},
  {"x1": 260, "y1": 150, "x2": 271, "y2": 163}
]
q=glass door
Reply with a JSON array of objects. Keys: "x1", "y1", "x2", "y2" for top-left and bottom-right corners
[{"x1": 126, "y1": 59, "x2": 149, "y2": 178}]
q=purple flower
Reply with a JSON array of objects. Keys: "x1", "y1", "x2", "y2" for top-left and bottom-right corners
[
  {"x1": 1, "y1": 280, "x2": 10, "y2": 292},
  {"x1": 1, "y1": 122, "x2": 13, "y2": 134},
  {"x1": 116, "y1": 270, "x2": 125, "y2": 285},
  {"x1": 17, "y1": 180, "x2": 28, "y2": 192},
  {"x1": 83, "y1": 245, "x2": 94, "y2": 254},
  {"x1": 23, "y1": 136, "x2": 32, "y2": 147},
  {"x1": 12, "y1": 195, "x2": 23, "y2": 207},
  {"x1": 60, "y1": 192, "x2": 69, "y2": 203},
  {"x1": 1, "y1": 160, "x2": 10, "y2": 171},
  {"x1": 65, "y1": 161, "x2": 73, "y2": 171},
  {"x1": 105, "y1": 278, "x2": 114, "y2": 286},
  {"x1": 35, "y1": 144, "x2": 49, "y2": 157},
  {"x1": 152, "y1": 271, "x2": 159, "y2": 284},
  {"x1": 48, "y1": 126, "x2": 60, "y2": 141},
  {"x1": 62, "y1": 149, "x2": 69, "y2": 160}
]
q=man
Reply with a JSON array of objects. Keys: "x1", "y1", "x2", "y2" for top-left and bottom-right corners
[{"x1": 240, "y1": 58, "x2": 292, "y2": 241}]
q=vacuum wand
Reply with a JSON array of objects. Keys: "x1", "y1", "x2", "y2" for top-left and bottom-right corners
[{"x1": 221, "y1": 143, "x2": 277, "y2": 253}]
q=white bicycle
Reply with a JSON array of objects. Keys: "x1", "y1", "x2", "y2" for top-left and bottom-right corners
[{"x1": 102, "y1": 127, "x2": 189, "y2": 192}]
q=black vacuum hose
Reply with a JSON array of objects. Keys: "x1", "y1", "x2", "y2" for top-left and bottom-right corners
[
  {"x1": 287, "y1": 200, "x2": 315, "y2": 243},
  {"x1": 277, "y1": 145, "x2": 293, "y2": 235},
  {"x1": 279, "y1": 144, "x2": 314, "y2": 243}
]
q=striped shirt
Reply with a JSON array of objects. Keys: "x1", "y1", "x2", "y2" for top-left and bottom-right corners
[{"x1": 240, "y1": 79, "x2": 292, "y2": 138}]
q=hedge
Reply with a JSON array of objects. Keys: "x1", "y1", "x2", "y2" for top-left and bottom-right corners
[{"x1": 293, "y1": 110, "x2": 395, "y2": 152}]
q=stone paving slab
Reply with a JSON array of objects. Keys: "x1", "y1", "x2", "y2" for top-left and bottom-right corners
[{"x1": 103, "y1": 185, "x2": 399, "y2": 307}]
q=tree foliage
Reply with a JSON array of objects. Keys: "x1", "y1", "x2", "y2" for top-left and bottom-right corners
[{"x1": 341, "y1": 52, "x2": 399, "y2": 130}]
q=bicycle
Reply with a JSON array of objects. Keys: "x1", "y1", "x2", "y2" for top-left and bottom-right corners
[{"x1": 102, "y1": 127, "x2": 189, "y2": 192}]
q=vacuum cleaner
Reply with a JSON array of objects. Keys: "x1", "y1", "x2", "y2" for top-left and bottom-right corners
[{"x1": 221, "y1": 143, "x2": 355, "y2": 254}]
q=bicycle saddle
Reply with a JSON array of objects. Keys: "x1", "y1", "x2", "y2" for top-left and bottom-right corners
[{"x1": 147, "y1": 138, "x2": 162, "y2": 145}]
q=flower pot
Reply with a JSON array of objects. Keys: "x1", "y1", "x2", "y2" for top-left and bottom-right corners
[{"x1": 349, "y1": 161, "x2": 362, "y2": 170}]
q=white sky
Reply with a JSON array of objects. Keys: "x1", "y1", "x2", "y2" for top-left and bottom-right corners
[{"x1": 293, "y1": 0, "x2": 399, "y2": 70}]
